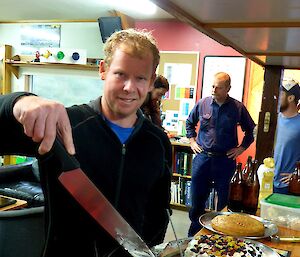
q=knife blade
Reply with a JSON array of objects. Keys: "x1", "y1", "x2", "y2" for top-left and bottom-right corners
[
  {"x1": 52, "y1": 139, "x2": 155, "y2": 257},
  {"x1": 270, "y1": 235, "x2": 300, "y2": 243}
]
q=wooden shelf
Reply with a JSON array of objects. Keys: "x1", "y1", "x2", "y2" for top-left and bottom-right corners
[
  {"x1": 170, "y1": 203, "x2": 191, "y2": 211},
  {"x1": 170, "y1": 140, "x2": 190, "y2": 147},
  {"x1": 5, "y1": 60, "x2": 99, "y2": 79},
  {"x1": 172, "y1": 173, "x2": 191, "y2": 179}
]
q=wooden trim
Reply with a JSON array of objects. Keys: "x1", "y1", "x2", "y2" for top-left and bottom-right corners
[
  {"x1": 6, "y1": 61, "x2": 99, "y2": 77},
  {"x1": 109, "y1": 10, "x2": 135, "y2": 29},
  {"x1": 206, "y1": 21, "x2": 300, "y2": 28},
  {"x1": 255, "y1": 66, "x2": 282, "y2": 165},
  {"x1": 172, "y1": 173, "x2": 191, "y2": 179},
  {"x1": 170, "y1": 203, "x2": 190, "y2": 211},
  {"x1": 247, "y1": 52, "x2": 300, "y2": 56},
  {"x1": 3, "y1": 45, "x2": 12, "y2": 94},
  {"x1": 170, "y1": 141, "x2": 190, "y2": 147}
]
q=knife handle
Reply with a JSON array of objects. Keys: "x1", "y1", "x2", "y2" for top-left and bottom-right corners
[{"x1": 52, "y1": 138, "x2": 80, "y2": 171}]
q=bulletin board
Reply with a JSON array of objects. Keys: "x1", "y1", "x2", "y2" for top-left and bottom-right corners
[
  {"x1": 158, "y1": 51, "x2": 199, "y2": 132},
  {"x1": 158, "y1": 51, "x2": 199, "y2": 112},
  {"x1": 201, "y1": 56, "x2": 246, "y2": 102}
]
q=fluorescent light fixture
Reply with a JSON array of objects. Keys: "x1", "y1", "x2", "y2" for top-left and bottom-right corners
[{"x1": 103, "y1": 0, "x2": 157, "y2": 15}]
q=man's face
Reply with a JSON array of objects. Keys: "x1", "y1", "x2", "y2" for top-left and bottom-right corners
[
  {"x1": 211, "y1": 77, "x2": 230, "y2": 103},
  {"x1": 100, "y1": 48, "x2": 155, "y2": 122},
  {"x1": 279, "y1": 90, "x2": 290, "y2": 112}
]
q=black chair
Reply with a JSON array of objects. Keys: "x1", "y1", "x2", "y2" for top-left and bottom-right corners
[
  {"x1": 0, "y1": 160, "x2": 44, "y2": 207},
  {"x1": 0, "y1": 206, "x2": 45, "y2": 257}
]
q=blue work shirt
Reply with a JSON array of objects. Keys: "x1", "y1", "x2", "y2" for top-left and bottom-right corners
[{"x1": 186, "y1": 96, "x2": 255, "y2": 153}]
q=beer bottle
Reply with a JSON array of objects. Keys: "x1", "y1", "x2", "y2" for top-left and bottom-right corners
[
  {"x1": 288, "y1": 161, "x2": 300, "y2": 196},
  {"x1": 228, "y1": 163, "x2": 243, "y2": 212},
  {"x1": 242, "y1": 159, "x2": 260, "y2": 215},
  {"x1": 242, "y1": 156, "x2": 252, "y2": 182}
]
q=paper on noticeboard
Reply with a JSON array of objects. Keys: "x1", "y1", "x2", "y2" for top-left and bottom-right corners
[
  {"x1": 164, "y1": 63, "x2": 192, "y2": 86},
  {"x1": 163, "y1": 110, "x2": 179, "y2": 132},
  {"x1": 178, "y1": 99, "x2": 195, "y2": 120}
]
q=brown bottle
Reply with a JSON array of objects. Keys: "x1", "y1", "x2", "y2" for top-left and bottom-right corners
[
  {"x1": 242, "y1": 156, "x2": 252, "y2": 182},
  {"x1": 228, "y1": 163, "x2": 243, "y2": 212},
  {"x1": 242, "y1": 160, "x2": 260, "y2": 215},
  {"x1": 288, "y1": 162, "x2": 300, "y2": 196}
]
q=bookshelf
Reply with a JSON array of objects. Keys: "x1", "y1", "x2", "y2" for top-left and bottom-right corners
[
  {"x1": 170, "y1": 140, "x2": 193, "y2": 211},
  {"x1": 170, "y1": 140, "x2": 218, "y2": 212}
]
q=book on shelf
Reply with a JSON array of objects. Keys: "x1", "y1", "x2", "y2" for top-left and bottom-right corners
[
  {"x1": 170, "y1": 179, "x2": 192, "y2": 207},
  {"x1": 174, "y1": 151, "x2": 194, "y2": 176},
  {"x1": 184, "y1": 180, "x2": 192, "y2": 207}
]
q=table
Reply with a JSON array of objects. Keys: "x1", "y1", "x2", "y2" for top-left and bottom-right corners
[
  {"x1": 196, "y1": 222, "x2": 300, "y2": 257},
  {"x1": 0, "y1": 195, "x2": 27, "y2": 211}
]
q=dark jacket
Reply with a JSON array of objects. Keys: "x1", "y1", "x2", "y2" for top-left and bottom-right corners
[{"x1": 0, "y1": 93, "x2": 172, "y2": 257}]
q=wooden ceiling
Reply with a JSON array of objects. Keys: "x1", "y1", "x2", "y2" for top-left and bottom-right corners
[{"x1": 151, "y1": 0, "x2": 300, "y2": 69}]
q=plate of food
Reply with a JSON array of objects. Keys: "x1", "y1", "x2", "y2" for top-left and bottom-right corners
[
  {"x1": 199, "y1": 212, "x2": 278, "y2": 239},
  {"x1": 152, "y1": 234, "x2": 280, "y2": 257}
]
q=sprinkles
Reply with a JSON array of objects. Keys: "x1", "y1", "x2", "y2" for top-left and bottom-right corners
[{"x1": 184, "y1": 235, "x2": 264, "y2": 257}]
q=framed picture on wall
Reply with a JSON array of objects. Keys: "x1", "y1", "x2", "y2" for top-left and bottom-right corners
[{"x1": 201, "y1": 56, "x2": 246, "y2": 102}]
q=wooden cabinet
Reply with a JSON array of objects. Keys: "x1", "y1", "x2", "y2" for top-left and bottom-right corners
[{"x1": 170, "y1": 140, "x2": 193, "y2": 211}]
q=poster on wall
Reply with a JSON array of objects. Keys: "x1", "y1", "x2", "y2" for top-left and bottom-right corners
[
  {"x1": 178, "y1": 99, "x2": 195, "y2": 120},
  {"x1": 163, "y1": 110, "x2": 179, "y2": 132},
  {"x1": 202, "y1": 56, "x2": 246, "y2": 102},
  {"x1": 164, "y1": 63, "x2": 192, "y2": 86},
  {"x1": 20, "y1": 24, "x2": 61, "y2": 55},
  {"x1": 174, "y1": 85, "x2": 196, "y2": 100}
]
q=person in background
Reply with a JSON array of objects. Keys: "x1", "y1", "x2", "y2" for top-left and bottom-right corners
[
  {"x1": 141, "y1": 74, "x2": 169, "y2": 127},
  {"x1": 0, "y1": 29, "x2": 172, "y2": 257},
  {"x1": 186, "y1": 72, "x2": 255, "y2": 236},
  {"x1": 273, "y1": 79, "x2": 300, "y2": 194}
]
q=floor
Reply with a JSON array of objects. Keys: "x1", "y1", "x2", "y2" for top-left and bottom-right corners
[{"x1": 163, "y1": 209, "x2": 190, "y2": 243}]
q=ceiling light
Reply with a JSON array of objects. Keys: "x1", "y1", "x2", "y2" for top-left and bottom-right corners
[{"x1": 103, "y1": 0, "x2": 157, "y2": 15}]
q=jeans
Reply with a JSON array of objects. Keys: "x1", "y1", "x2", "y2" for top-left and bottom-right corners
[{"x1": 188, "y1": 153, "x2": 235, "y2": 236}]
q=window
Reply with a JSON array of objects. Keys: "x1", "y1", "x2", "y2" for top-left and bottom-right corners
[{"x1": 31, "y1": 75, "x2": 104, "y2": 107}]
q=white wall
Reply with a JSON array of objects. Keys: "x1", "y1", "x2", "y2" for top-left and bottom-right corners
[
  {"x1": 0, "y1": 22, "x2": 104, "y2": 58},
  {"x1": 0, "y1": 22, "x2": 104, "y2": 92}
]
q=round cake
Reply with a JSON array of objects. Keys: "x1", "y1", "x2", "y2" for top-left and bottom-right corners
[
  {"x1": 184, "y1": 234, "x2": 264, "y2": 257},
  {"x1": 211, "y1": 213, "x2": 265, "y2": 237}
]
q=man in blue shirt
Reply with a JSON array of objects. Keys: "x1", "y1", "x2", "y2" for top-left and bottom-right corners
[
  {"x1": 273, "y1": 79, "x2": 300, "y2": 194},
  {"x1": 186, "y1": 72, "x2": 255, "y2": 236}
]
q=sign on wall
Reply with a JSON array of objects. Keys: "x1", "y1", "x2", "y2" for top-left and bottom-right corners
[
  {"x1": 20, "y1": 24, "x2": 61, "y2": 55},
  {"x1": 202, "y1": 56, "x2": 246, "y2": 102}
]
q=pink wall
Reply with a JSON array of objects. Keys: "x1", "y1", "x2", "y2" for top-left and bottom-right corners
[
  {"x1": 136, "y1": 21, "x2": 255, "y2": 166},
  {"x1": 136, "y1": 21, "x2": 242, "y2": 100}
]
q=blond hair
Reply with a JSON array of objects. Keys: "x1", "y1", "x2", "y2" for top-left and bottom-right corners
[{"x1": 103, "y1": 28, "x2": 160, "y2": 73}]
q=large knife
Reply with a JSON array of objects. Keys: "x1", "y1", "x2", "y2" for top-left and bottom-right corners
[{"x1": 51, "y1": 139, "x2": 155, "y2": 257}]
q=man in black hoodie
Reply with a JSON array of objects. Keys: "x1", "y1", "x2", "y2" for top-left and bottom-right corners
[{"x1": 0, "y1": 29, "x2": 172, "y2": 257}]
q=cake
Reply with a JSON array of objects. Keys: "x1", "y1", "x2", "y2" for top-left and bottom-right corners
[
  {"x1": 211, "y1": 213, "x2": 265, "y2": 237},
  {"x1": 184, "y1": 234, "x2": 264, "y2": 257}
]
